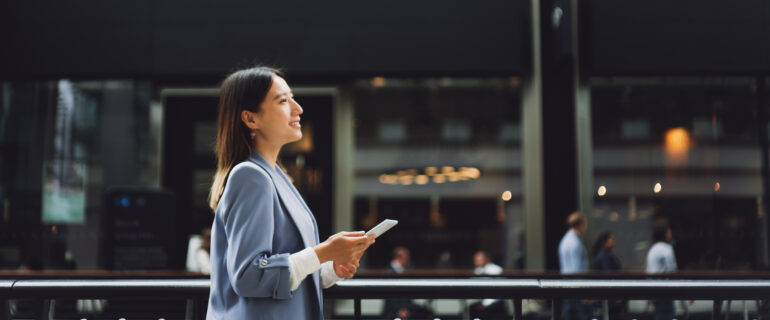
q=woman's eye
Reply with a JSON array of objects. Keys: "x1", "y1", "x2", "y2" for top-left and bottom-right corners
[{"x1": 280, "y1": 99, "x2": 288, "y2": 103}]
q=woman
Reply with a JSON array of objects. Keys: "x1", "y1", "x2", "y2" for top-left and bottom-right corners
[
  {"x1": 592, "y1": 231, "x2": 625, "y2": 319},
  {"x1": 592, "y1": 231, "x2": 621, "y2": 271},
  {"x1": 206, "y1": 67, "x2": 375, "y2": 319}
]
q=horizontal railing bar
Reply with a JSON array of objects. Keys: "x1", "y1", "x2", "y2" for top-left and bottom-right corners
[
  {"x1": 538, "y1": 279, "x2": 770, "y2": 299},
  {"x1": 10, "y1": 279, "x2": 210, "y2": 299},
  {"x1": 0, "y1": 280, "x2": 14, "y2": 298},
  {"x1": 5, "y1": 279, "x2": 770, "y2": 300},
  {"x1": 327, "y1": 279, "x2": 770, "y2": 299},
  {"x1": 326, "y1": 279, "x2": 540, "y2": 299}
]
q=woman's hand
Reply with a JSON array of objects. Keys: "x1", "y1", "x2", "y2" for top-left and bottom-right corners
[
  {"x1": 314, "y1": 231, "x2": 375, "y2": 264},
  {"x1": 333, "y1": 260, "x2": 359, "y2": 278}
]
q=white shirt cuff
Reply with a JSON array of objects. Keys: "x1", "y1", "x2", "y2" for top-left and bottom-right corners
[
  {"x1": 321, "y1": 261, "x2": 343, "y2": 288},
  {"x1": 288, "y1": 247, "x2": 322, "y2": 291}
]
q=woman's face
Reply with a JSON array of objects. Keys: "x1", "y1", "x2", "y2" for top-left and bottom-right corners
[
  {"x1": 605, "y1": 235, "x2": 615, "y2": 249},
  {"x1": 254, "y1": 76, "x2": 303, "y2": 145}
]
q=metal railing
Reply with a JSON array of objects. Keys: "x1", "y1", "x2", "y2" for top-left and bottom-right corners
[{"x1": 3, "y1": 278, "x2": 770, "y2": 319}]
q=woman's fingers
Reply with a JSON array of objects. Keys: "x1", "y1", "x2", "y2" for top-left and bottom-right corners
[
  {"x1": 335, "y1": 263, "x2": 356, "y2": 278},
  {"x1": 326, "y1": 230, "x2": 377, "y2": 262}
]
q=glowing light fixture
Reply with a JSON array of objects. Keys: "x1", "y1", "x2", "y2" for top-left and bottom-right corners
[
  {"x1": 501, "y1": 190, "x2": 512, "y2": 201},
  {"x1": 371, "y1": 77, "x2": 386, "y2": 87},
  {"x1": 714, "y1": 182, "x2": 721, "y2": 192},
  {"x1": 665, "y1": 127, "x2": 691, "y2": 153},
  {"x1": 379, "y1": 166, "x2": 481, "y2": 186},
  {"x1": 597, "y1": 185, "x2": 607, "y2": 197},
  {"x1": 664, "y1": 127, "x2": 691, "y2": 166},
  {"x1": 654, "y1": 182, "x2": 662, "y2": 194}
]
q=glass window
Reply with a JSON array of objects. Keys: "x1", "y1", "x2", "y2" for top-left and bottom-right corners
[
  {"x1": 0, "y1": 80, "x2": 154, "y2": 270},
  {"x1": 590, "y1": 78, "x2": 760, "y2": 270},
  {"x1": 352, "y1": 77, "x2": 524, "y2": 270}
]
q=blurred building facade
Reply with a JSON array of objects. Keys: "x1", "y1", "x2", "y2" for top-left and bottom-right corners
[{"x1": 1, "y1": 0, "x2": 770, "y2": 273}]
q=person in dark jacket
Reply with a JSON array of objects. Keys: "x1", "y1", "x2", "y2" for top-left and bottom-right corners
[
  {"x1": 592, "y1": 231, "x2": 626, "y2": 319},
  {"x1": 592, "y1": 232, "x2": 621, "y2": 271}
]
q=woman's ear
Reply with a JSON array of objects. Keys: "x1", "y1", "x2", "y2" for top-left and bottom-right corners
[{"x1": 241, "y1": 110, "x2": 260, "y2": 130}]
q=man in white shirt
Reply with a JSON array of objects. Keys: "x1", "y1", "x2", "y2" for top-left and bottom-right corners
[
  {"x1": 383, "y1": 247, "x2": 432, "y2": 319},
  {"x1": 558, "y1": 212, "x2": 591, "y2": 320},
  {"x1": 646, "y1": 226, "x2": 677, "y2": 320},
  {"x1": 469, "y1": 251, "x2": 505, "y2": 319},
  {"x1": 473, "y1": 250, "x2": 503, "y2": 276}
]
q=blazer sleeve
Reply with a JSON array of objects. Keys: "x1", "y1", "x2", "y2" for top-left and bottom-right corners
[{"x1": 221, "y1": 164, "x2": 292, "y2": 300}]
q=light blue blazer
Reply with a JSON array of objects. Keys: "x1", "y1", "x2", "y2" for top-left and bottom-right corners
[{"x1": 207, "y1": 151, "x2": 323, "y2": 319}]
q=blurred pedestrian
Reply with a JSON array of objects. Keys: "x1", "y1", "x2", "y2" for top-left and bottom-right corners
[
  {"x1": 383, "y1": 247, "x2": 431, "y2": 319},
  {"x1": 469, "y1": 250, "x2": 506, "y2": 319},
  {"x1": 592, "y1": 231, "x2": 626, "y2": 319},
  {"x1": 195, "y1": 227, "x2": 212, "y2": 274},
  {"x1": 558, "y1": 212, "x2": 591, "y2": 320},
  {"x1": 592, "y1": 231, "x2": 621, "y2": 271},
  {"x1": 646, "y1": 226, "x2": 677, "y2": 320}
]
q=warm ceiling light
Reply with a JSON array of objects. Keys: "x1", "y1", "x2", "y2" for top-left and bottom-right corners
[
  {"x1": 597, "y1": 185, "x2": 607, "y2": 197},
  {"x1": 371, "y1": 77, "x2": 386, "y2": 87},
  {"x1": 501, "y1": 190, "x2": 512, "y2": 201},
  {"x1": 462, "y1": 167, "x2": 481, "y2": 179},
  {"x1": 654, "y1": 182, "x2": 662, "y2": 194},
  {"x1": 665, "y1": 127, "x2": 690, "y2": 152},
  {"x1": 380, "y1": 166, "x2": 480, "y2": 185},
  {"x1": 714, "y1": 182, "x2": 721, "y2": 192}
]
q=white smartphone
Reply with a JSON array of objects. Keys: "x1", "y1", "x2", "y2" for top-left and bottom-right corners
[{"x1": 365, "y1": 219, "x2": 398, "y2": 238}]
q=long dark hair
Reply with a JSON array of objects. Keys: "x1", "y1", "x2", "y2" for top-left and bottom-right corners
[
  {"x1": 208, "y1": 66, "x2": 284, "y2": 211},
  {"x1": 592, "y1": 231, "x2": 613, "y2": 257}
]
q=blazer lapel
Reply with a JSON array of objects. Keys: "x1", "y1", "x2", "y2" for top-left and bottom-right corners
[
  {"x1": 249, "y1": 152, "x2": 316, "y2": 250},
  {"x1": 281, "y1": 172, "x2": 320, "y2": 243}
]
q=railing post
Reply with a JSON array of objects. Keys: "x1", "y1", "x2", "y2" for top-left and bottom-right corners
[
  {"x1": 551, "y1": 299, "x2": 557, "y2": 320},
  {"x1": 513, "y1": 298, "x2": 522, "y2": 320},
  {"x1": 185, "y1": 298, "x2": 194, "y2": 320},
  {"x1": 743, "y1": 300, "x2": 748, "y2": 320},
  {"x1": 41, "y1": 299, "x2": 52, "y2": 320},
  {"x1": 602, "y1": 300, "x2": 609, "y2": 320},
  {"x1": 713, "y1": 299, "x2": 722, "y2": 320},
  {"x1": 354, "y1": 298, "x2": 361, "y2": 320}
]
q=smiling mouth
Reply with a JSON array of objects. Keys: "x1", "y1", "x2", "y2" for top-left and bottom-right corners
[{"x1": 289, "y1": 121, "x2": 301, "y2": 127}]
